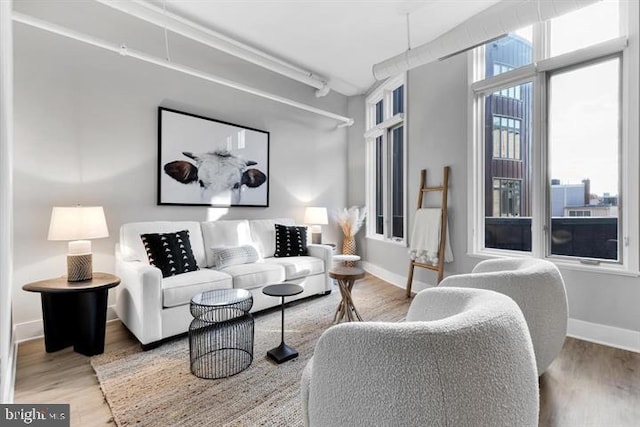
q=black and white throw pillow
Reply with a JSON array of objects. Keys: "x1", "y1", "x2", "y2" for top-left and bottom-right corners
[
  {"x1": 273, "y1": 224, "x2": 308, "y2": 257},
  {"x1": 140, "y1": 230, "x2": 199, "y2": 278}
]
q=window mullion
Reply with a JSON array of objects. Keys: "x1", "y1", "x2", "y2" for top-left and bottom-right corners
[
  {"x1": 532, "y1": 71, "x2": 547, "y2": 259},
  {"x1": 382, "y1": 130, "x2": 390, "y2": 239}
]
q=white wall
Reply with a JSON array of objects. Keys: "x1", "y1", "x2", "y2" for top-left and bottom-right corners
[
  {"x1": 12, "y1": 4, "x2": 349, "y2": 332},
  {"x1": 352, "y1": 41, "x2": 640, "y2": 348}
]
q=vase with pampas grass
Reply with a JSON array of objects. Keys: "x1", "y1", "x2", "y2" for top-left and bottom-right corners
[{"x1": 337, "y1": 207, "x2": 366, "y2": 266}]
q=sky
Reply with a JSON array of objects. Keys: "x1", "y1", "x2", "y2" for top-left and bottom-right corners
[{"x1": 509, "y1": 1, "x2": 621, "y2": 197}]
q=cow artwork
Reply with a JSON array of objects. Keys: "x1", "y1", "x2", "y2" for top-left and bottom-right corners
[
  {"x1": 164, "y1": 150, "x2": 267, "y2": 205},
  {"x1": 158, "y1": 107, "x2": 270, "y2": 207}
]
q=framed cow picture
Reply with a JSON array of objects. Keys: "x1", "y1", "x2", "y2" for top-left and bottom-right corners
[{"x1": 158, "y1": 107, "x2": 269, "y2": 207}]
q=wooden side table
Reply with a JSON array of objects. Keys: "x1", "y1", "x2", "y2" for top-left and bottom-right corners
[
  {"x1": 329, "y1": 266, "x2": 365, "y2": 323},
  {"x1": 22, "y1": 272, "x2": 120, "y2": 356}
]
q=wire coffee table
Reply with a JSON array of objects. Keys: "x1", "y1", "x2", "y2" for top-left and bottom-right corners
[{"x1": 189, "y1": 288, "x2": 254, "y2": 379}]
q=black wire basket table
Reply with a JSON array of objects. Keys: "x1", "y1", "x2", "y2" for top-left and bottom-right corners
[{"x1": 189, "y1": 288, "x2": 254, "y2": 379}]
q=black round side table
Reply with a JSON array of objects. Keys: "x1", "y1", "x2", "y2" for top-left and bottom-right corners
[
  {"x1": 262, "y1": 283, "x2": 304, "y2": 364},
  {"x1": 22, "y1": 273, "x2": 120, "y2": 356},
  {"x1": 189, "y1": 288, "x2": 254, "y2": 379}
]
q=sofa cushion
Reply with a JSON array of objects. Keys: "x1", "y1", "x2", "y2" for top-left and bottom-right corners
[
  {"x1": 162, "y1": 269, "x2": 232, "y2": 308},
  {"x1": 274, "y1": 224, "x2": 308, "y2": 257},
  {"x1": 141, "y1": 230, "x2": 199, "y2": 278},
  {"x1": 120, "y1": 221, "x2": 206, "y2": 267},
  {"x1": 211, "y1": 245, "x2": 260, "y2": 269},
  {"x1": 201, "y1": 220, "x2": 253, "y2": 267},
  {"x1": 220, "y1": 263, "x2": 285, "y2": 290},
  {"x1": 264, "y1": 256, "x2": 325, "y2": 280},
  {"x1": 249, "y1": 218, "x2": 294, "y2": 258}
]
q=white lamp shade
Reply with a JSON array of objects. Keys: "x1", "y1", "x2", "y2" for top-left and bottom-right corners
[
  {"x1": 48, "y1": 206, "x2": 109, "y2": 241},
  {"x1": 304, "y1": 207, "x2": 328, "y2": 225}
]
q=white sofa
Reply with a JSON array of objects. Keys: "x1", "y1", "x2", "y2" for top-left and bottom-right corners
[{"x1": 115, "y1": 218, "x2": 333, "y2": 348}]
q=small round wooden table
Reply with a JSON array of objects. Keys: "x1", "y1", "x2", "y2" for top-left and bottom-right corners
[
  {"x1": 262, "y1": 283, "x2": 304, "y2": 364},
  {"x1": 22, "y1": 272, "x2": 120, "y2": 356},
  {"x1": 329, "y1": 266, "x2": 365, "y2": 323}
]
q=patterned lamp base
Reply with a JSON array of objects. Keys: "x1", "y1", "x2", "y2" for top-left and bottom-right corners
[{"x1": 67, "y1": 254, "x2": 93, "y2": 282}]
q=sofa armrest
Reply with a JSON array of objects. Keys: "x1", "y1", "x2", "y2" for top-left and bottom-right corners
[
  {"x1": 115, "y1": 244, "x2": 163, "y2": 345},
  {"x1": 307, "y1": 244, "x2": 333, "y2": 291},
  {"x1": 307, "y1": 243, "x2": 333, "y2": 266}
]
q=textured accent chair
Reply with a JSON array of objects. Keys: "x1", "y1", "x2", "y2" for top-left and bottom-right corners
[
  {"x1": 301, "y1": 287, "x2": 539, "y2": 427},
  {"x1": 440, "y1": 258, "x2": 568, "y2": 375}
]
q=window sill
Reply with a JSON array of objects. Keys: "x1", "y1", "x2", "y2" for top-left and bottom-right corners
[
  {"x1": 467, "y1": 250, "x2": 639, "y2": 278},
  {"x1": 366, "y1": 235, "x2": 407, "y2": 248}
]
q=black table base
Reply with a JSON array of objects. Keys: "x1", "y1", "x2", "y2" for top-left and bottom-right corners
[
  {"x1": 41, "y1": 289, "x2": 108, "y2": 356},
  {"x1": 266, "y1": 342, "x2": 298, "y2": 364},
  {"x1": 262, "y1": 285, "x2": 304, "y2": 364}
]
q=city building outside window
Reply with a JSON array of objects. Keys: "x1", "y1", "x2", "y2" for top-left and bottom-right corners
[
  {"x1": 470, "y1": 0, "x2": 637, "y2": 269},
  {"x1": 366, "y1": 74, "x2": 406, "y2": 243}
]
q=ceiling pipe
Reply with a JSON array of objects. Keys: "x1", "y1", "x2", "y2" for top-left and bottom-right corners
[
  {"x1": 373, "y1": 0, "x2": 601, "y2": 80},
  {"x1": 13, "y1": 12, "x2": 353, "y2": 127},
  {"x1": 95, "y1": 0, "x2": 331, "y2": 97}
]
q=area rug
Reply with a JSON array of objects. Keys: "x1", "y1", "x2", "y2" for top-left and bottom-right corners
[{"x1": 91, "y1": 278, "x2": 410, "y2": 426}]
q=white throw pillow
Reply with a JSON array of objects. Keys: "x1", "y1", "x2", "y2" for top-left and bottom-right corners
[{"x1": 211, "y1": 245, "x2": 260, "y2": 269}]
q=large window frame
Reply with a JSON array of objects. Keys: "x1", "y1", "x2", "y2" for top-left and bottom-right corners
[
  {"x1": 365, "y1": 74, "x2": 407, "y2": 244},
  {"x1": 468, "y1": 1, "x2": 639, "y2": 275}
]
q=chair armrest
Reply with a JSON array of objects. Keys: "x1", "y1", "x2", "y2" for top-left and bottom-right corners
[
  {"x1": 115, "y1": 245, "x2": 163, "y2": 344},
  {"x1": 305, "y1": 322, "x2": 442, "y2": 426}
]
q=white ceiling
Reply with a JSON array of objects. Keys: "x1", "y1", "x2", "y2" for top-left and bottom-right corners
[{"x1": 160, "y1": 0, "x2": 501, "y2": 96}]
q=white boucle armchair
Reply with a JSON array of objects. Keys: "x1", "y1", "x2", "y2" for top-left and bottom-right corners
[
  {"x1": 301, "y1": 287, "x2": 539, "y2": 427},
  {"x1": 440, "y1": 257, "x2": 568, "y2": 375}
]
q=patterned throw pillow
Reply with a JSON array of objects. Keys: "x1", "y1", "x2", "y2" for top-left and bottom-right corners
[
  {"x1": 273, "y1": 224, "x2": 308, "y2": 257},
  {"x1": 211, "y1": 245, "x2": 259, "y2": 269},
  {"x1": 140, "y1": 230, "x2": 199, "y2": 278}
]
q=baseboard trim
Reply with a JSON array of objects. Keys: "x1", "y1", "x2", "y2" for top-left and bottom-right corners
[
  {"x1": 14, "y1": 305, "x2": 119, "y2": 344},
  {"x1": 363, "y1": 261, "x2": 639, "y2": 353},
  {"x1": 362, "y1": 261, "x2": 434, "y2": 294},
  {"x1": 567, "y1": 318, "x2": 640, "y2": 353}
]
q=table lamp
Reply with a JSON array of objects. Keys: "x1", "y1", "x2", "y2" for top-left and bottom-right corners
[
  {"x1": 48, "y1": 206, "x2": 109, "y2": 282},
  {"x1": 304, "y1": 207, "x2": 328, "y2": 244}
]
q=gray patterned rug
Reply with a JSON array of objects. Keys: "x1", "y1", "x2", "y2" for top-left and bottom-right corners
[{"x1": 91, "y1": 278, "x2": 410, "y2": 426}]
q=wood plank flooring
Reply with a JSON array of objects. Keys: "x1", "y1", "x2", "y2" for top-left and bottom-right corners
[{"x1": 13, "y1": 275, "x2": 640, "y2": 427}]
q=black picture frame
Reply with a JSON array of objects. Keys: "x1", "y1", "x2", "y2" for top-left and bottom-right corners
[{"x1": 158, "y1": 107, "x2": 270, "y2": 207}]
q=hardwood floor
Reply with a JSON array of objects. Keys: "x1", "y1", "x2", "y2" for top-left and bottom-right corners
[{"x1": 13, "y1": 275, "x2": 640, "y2": 427}]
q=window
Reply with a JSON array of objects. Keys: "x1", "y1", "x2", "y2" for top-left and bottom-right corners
[
  {"x1": 482, "y1": 81, "x2": 533, "y2": 252},
  {"x1": 366, "y1": 74, "x2": 406, "y2": 243},
  {"x1": 470, "y1": 1, "x2": 634, "y2": 267},
  {"x1": 568, "y1": 210, "x2": 592, "y2": 217},
  {"x1": 476, "y1": 27, "x2": 533, "y2": 82},
  {"x1": 493, "y1": 179, "x2": 521, "y2": 217},
  {"x1": 492, "y1": 116, "x2": 522, "y2": 159},
  {"x1": 391, "y1": 125, "x2": 404, "y2": 239},
  {"x1": 548, "y1": 57, "x2": 620, "y2": 260},
  {"x1": 550, "y1": 0, "x2": 620, "y2": 57}
]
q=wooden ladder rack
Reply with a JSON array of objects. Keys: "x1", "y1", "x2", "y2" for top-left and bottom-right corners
[{"x1": 406, "y1": 166, "x2": 450, "y2": 298}]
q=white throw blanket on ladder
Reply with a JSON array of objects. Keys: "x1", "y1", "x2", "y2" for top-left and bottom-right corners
[{"x1": 409, "y1": 208, "x2": 453, "y2": 265}]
